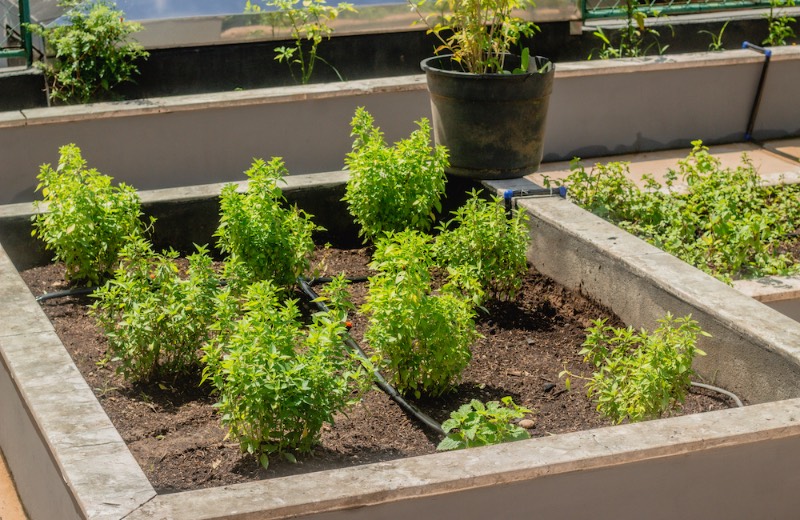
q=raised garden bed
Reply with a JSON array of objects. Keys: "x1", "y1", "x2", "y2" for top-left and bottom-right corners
[{"x1": 5, "y1": 173, "x2": 800, "y2": 519}]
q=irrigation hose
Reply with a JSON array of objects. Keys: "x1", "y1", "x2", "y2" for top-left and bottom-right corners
[
  {"x1": 296, "y1": 276, "x2": 445, "y2": 436},
  {"x1": 35, "y1": 286, "x2": 98, "y2": 302},
  {"x1": 306, "y1": 275, "x2": 370, "y2": 285},
  {"x1": 690, "y1": 381, "x2": 744, "y2": 408},
  {"x1": 742, "y1": 41, "x2": 772, "y2": 142}
]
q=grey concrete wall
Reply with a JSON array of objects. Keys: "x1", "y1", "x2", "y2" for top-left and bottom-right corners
[
  {"x1": 2, "y1": 47, "x2": 800, "y2": 205},
  {"x1": 128, "y1": 399, "x2": 800, "y2": 520}
]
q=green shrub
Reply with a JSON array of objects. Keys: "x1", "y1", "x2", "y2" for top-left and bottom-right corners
[
  {"x1": 343, "y1": 107, "x2": 448, "y2": 242},
  {"x1": 32, "y1": 143, "x2": 147, "y2": 285},
  {"x1": 90, "y1": 238, "x2": 220, "y2": 381},
  {"x1": 564, "y1": 313, "x2": 707, "y2": 424},
  {"x1": 435, "y1": 190, "x2": 530, "y2": 300},
  {"x1": 215, "y1": 157, "x2": 318, "y2": 286},
  {"x1": 437, "y1": 397, "x2": 531, "y2": 451},
  {"x1": 363, "y1": 230, "x2": 479, "y2": 398},
  {"x1": 201, "y1": 280, "x2": 367, "y2": 465},
  {"x1": 29, "y1": 0, "x2": 149, "y2": 104},
  {"x1": 559, "y1": 141, "x2": 800, "y2": 283}
]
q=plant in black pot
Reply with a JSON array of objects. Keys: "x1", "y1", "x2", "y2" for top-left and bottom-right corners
[{"x1": 411, "y1": 0, "x2": 554, "y2": 179}]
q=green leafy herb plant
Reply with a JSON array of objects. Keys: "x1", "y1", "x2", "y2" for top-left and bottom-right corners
[
  {"x1": 215, "y1": 157, "x2": 319, "y2": 287},
  {"x1": 343, "y1": 107, "x2": 448, "y2": 242},
  {"x1": 554, "y1": 141, "x2": 800, "y2": 283},
  {"x1": 363, "y1": 230, "x2": 480, "y2": 398},
  {"x1": 437, "y1": 397, "x2": 531, "y2": 451},
  {"x1": 435, "y1": 190, "x2": 530, "y2": 301},
  {"x1": 246, "y1": 0, "x2": 355, "y2": 84},
  {"x1": 28, "y1": 0, "x2": 149, "y2": 104},
  {"x1": 32, "y1": 143, "x2": 149, "y2": 285},
  {"x1": 90, "y1": 237, "x2": 220, "y2": 381},
  {"x1": 763, "y1": 0, "x2": 796, "y2": 47},
  {"x1": 409, "y1": 0, "x2": 539, "y2": 73},
  {"x1": 561, "y1": 313, "x2": 707, "y2": 424},
  {"x1": 201, "y1": 279, "x2": 367, "y2": 467}
]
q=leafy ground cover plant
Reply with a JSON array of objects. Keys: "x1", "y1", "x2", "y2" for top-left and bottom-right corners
[
  {"x1": 554, "y1": 141, "x2": 800, "y2": 283},
  {"x1": 562, "y1": 314, "x2": 707, "y2": 424},
  {"x1": 215, "y1": 157, "x2": 318, "y2": 286},
  {"x1": 90, "y1": 237, "x2": 220, "y2": 381},
  {"x1": 32, "y1": 143, "x2": 148, "y2": 285},
  {"x1": 28, "y1": 0, "x2": 148, "y2": 104},
  {"x1": 363, "y1": 230, "x2": 479, "y2": 398},
  {"x1": 435, "y1": 190, "x2": 530, "y2": 300},
  {"x1": 245, "y1": 0, "x2": 355, "y2": 84},
  {"x1": 201, "y1": 279, "x2": 367, "y2": 466},
  {"x1": 343, "y1": 107, "x2": 448, "y2": 242},
  {"x1": 437, "y1": 397, "x2": 531, "y2": 451}
]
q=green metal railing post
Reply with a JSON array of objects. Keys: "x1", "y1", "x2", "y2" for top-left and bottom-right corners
[
  {"x1": 20, "y1": 0, "x2": 32, "y2": 65},
  {"x1": 0, "y1": 0, "x2": 33, "y2": 66}
]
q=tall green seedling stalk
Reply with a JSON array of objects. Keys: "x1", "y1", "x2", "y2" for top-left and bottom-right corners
[{"x1": 247, "y1": 0, "x2": 355, "y2": 84}]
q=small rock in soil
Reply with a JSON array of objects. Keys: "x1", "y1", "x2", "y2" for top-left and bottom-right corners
[{"x1": 519, "y1": 419, "x2": 535, "y2": 429}]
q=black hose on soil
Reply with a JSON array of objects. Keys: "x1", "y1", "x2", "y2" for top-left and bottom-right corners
[
  {"x1": 35, "y1": 286, "x2": 98, "y2": 302},
  {"x1": 296, "y1": 276, "x2": 445, "y2": 436}
]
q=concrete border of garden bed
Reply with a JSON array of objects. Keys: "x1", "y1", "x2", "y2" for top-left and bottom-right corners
[
  {"x1": 4, "y1": 172, "x2": 800, "y2": 518},
  {"x1": 2, "y1": 46, "x2": 800, "y2": 204}
]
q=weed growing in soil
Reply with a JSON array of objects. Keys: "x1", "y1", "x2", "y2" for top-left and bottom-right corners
[
  {"x1": 90, "y1": 238, "x2": 220, "y2": 381},
  {"x1": 32, "y1": 144, "x2": 148, "y2": 285},
  {"x1": 435, "y1": 190, "x2": 530, "y2": 300},
  {"x1": 364, "y1": 230, "x2": 479, "y2": 398},
  {"x1": 437, "y1": 397, "x2": 531, "y2": 451},
  {"x1": 216, "y1": 157, "x2": 319, "y2": 286},
  {"x1": 202, "y1": 280, "x2": 368, "y2": 465},
  {"x1": 344, "y1": 107, "x2": 448, "y2": 242},
  {"x1": 562, "y1": 313, "x2": 707, "y2": 424},
  {"x1": 555, "y1": 141, "x2": 800, "y2": 283}
]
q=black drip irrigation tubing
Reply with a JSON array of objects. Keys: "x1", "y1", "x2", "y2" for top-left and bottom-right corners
[
  {"x1": 742, "y1": 41, "x2": 771, "y2": 144},
  {"x1": 35, "y1": 286, "x2": 98, "y2": 302},
  {"x1": 296, "y1": 276, "x2": 445, "y2": 436}
]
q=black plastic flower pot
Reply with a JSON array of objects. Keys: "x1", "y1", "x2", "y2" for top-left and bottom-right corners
[{"x1": 420, "y1": 54, "x2": 555, "y2": 180}]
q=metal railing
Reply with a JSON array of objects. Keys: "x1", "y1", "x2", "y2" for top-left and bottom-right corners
[
  {"x1": 0, "y1": 0, "x2": 31, "y2": 65},
  {"x1": 583, "y1": 0, "x2": 771, "y2": 19}
]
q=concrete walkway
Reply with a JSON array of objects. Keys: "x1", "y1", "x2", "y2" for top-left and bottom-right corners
[{"x1": 0, "y1": 137, "x2": 797, "y2": 520}]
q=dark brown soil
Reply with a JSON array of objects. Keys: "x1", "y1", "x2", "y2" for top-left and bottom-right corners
[{"x1": 20, "y1": 249, "x2": 738, "y2": 494}]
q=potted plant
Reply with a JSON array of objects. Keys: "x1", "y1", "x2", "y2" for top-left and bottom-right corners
[{"x1": 411, "y1": 0, "x2": 555, "y2": 179}]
